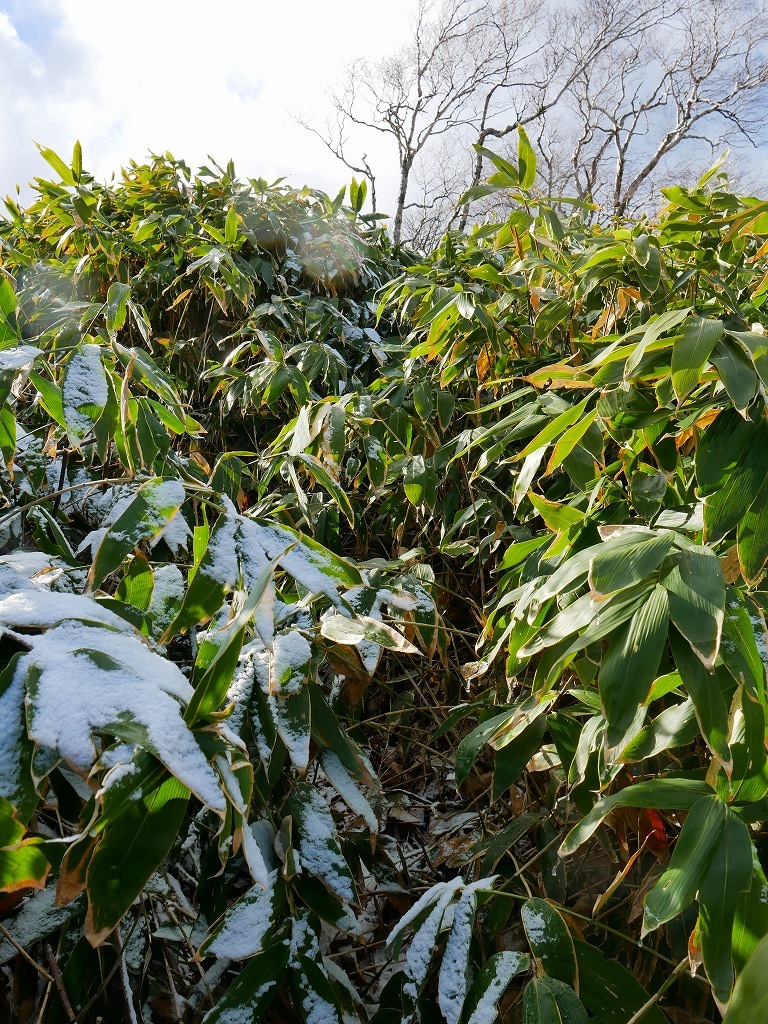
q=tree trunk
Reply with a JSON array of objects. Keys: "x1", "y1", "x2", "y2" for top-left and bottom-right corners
[{"x1": 392, "y1": 160, "x2": 412, "y2": 247}]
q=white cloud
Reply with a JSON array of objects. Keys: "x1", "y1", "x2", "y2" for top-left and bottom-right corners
[{"x1": 0, "y1": 0, "x2": 417, "y2": 215}]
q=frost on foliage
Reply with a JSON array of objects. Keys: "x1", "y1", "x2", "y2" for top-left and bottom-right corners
[
  {"x1": 0, "y1": 566, "x2": 224, "y2": 812},
  {"x1": 319, "y1": 749, "x2": 378, "y2": 834},
  {"x1": 199, "y1": 870, "x2": 278, "y2": 960},
  {"x1": 291, "y1": 784, "x2": 355, "y2": 904},
  {"x1": 62, "y1": 342, "x2": 108, "y2": 443}
]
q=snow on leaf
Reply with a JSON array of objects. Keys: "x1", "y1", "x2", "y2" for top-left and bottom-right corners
[
  {"x1": 289, "y1": 783, "x2": 355, "y2": 904},
  {"x1": 153, "y1": 510, "x2": 191, "y2": 556},
  {"x1": 464, "y1": 951, "x2": 530, "y2": 1024},
  {"x1": 404, "y1": 878, "x2": 464, "y2": 1003},
  {"x1": 226, "y1": 638, "x2": 269, "y2": 737},
  {"x1": 0, "y1": 562, "x2": 130, "y2": 631},
  {"x1": 267, "y1": 687, "x2": 310, "y2": 772},
  {"x1": 199, "y1": 870, "x2": 279, "y2": 960},
  {"x1": 62, "y1": 342, "x2": 108, "y2": 445},
  {"x1": 0, "y1": 884, "x2": 85, "y2": 965},
  {"x1": 291, "y1": 909, "x2": 321, "y2": 960},
  {"x1": 16, "y1": 619, "x2": 224, "y2": 812},
  {"x1": 89, "y1": 477, "x2": 186, "y2": 589},
  {"x1": 269, "y1": 629, "x2": 312, "y2": 694},
  {"x1": 319, "y1": 749, "x2": 378, "y2": 834},
  {"x1": 386, "y1": 880, "x2": 451, "y2": 958},
  {"x1": 438, "y1": 879, "x2": 497, "y2": 1024},
  {"x1": 148, "y1": 564, "x2": 184, "y2": 635},
  {"x1": 240, "y1": 817, "x2": 271, "y2": 889}
]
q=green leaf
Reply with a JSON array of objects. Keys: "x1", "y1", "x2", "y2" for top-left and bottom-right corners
[
  {"x1": 589, "y1": 531, "x2": 673, "y2": 599},
  {"x1": 492, "y1": 716, "x2": 546, "y2": 799},
  {"x1": 698, "y1": 809, "x2": 752, "y2": 1002},
  {"x1": 696, "y1": 408, "x2": 754, "y2": 494},
  {"x1": 522, "y1": 976, "x2": 588, "y2": 1024},
  {"x1": 630, "y1": 466, "x2": 668, "y2": 520},
  {"x1": 547, "y1": 411, "x2": 598, "y2": 474},
  {"x1": 599, "y1": 584, "x2": 668, "y2": 750},
  {"x1": 574, "y1": 941, "x2": 668, "y2": 1024},
  {"x1": 664, "y1": 544, "x2": 725, "y2": 669},
  {"x1": 297, "y1": 453, "x2": 355, "y2": 526},
  {"x1": 619, "y1": 699, "x2": 697, "y2": 763},
  {"x1": 464, "y1": 951, "x2": 530, "y2": 1024},
  {"x1": 116, "y1": 552, "x2": 154, "y2": 612},
  {"x1": 624, "y1": 307, "x2": 691, "y2": 377},
  {"x1": 403, "y1": 454, "x2": 428, "y2": 507},
  {"x1": 711, "y1": 338, "x2": 758, "y2": 413},
  {"x1": 413, "y1": 380, "x2": 434, "y2": 421},
  {"x1": 723, "y1": 933, "x2": 768, "y2": 1024},
  {"x1": 0, "y1": 799, "x2": 49, "y2": 893},
  {"x1": 436, "y1": 389, "x2": 455, "y2": 429},
  {"x1": 71, "y1": 140, "x2": 82, "y2": 179},
  {"x1": 671, "y1": 317, "x2": 723, "y2": 400},
  {"x1": 671, "y1": 630, "x2": 731, "y2": 768},
  {"x1": 517, "y1": 398, "x2": 590, "y2": 461},
  {"x1": 643, "y1": 794, "x2": 726, "y2": 932},
  {"x1": 85, "y1": 775, "x2": 189, "y2": 945},
  {"x1": 29, "y1": 370, "x2": 66, "y2": 428},
  {"x1": 522, "y1": 898, "x2": 577, "y2": 989},
  {"x1": 732, "y1": 848, "x2": 768, "y2": 972},
  {"x1": 738, "y1": 477, "x2": 768, "y2": 583},
  {"x1": 560, "y1": 778, "x2": 713, "y2": 855},
  {"x1": 517, "y1": 125, "x2": 537, "y2": 190},
  {"x1": 106, "y1": 282, "x2": 131, "y2": 333},
  {"x1": 535, "y1": 297, "x2": 571, "y2": 339},
  {"x1": 36, "y1": 143, "x2": 75, "y2": 185},
  {"x1": 721, "y1": 590, "x2": 765, "y2": 702},
  {"x1": 0, "y1": 405, "x2": 15, "y2": 468},
  {"x1": 703, "y1": 419, "x2": 768, "y2": 544},
  {"x1": 224, "y1": 203, "x2": 239, "y2": 245}
]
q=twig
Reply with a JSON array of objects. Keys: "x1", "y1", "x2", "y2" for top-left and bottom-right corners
[
  {"x1": 45, "y1": 942, "x2": 76, "y2": 1021},
  {"x1": 0, "y1": 920, "x2": 54, "y2": 983},
  {"x1": 625, "y1": 957, "x2": 689, "y2": 1024}
]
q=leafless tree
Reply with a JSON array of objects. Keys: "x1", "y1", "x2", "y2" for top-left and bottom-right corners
[
  {"x1": 316, "y1": 0, "x2": 551, "y2": 244},
  {"x1": 310, "y1": 0, "x2": 768, "y2": 244},
  {"x1": 561, "y1": 0, "x2": 768, "y2": 214}
]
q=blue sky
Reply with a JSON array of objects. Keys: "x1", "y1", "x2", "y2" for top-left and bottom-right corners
[{"x1": 0, "y1": 0, "x2": 415, "y2": 211}]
